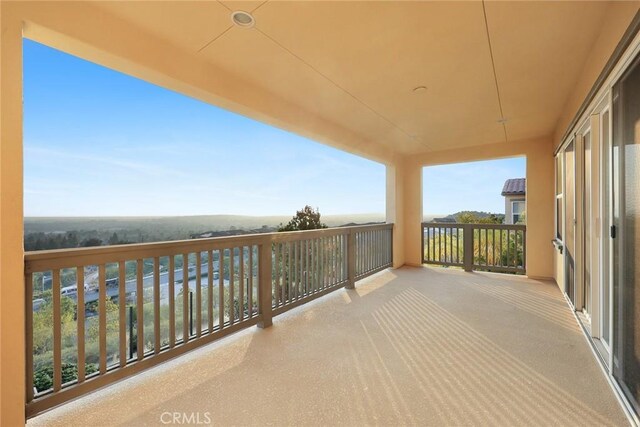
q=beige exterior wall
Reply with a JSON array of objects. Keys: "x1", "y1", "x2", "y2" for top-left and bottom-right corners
[
  {"x1": 406, "y1": 136, "x2": 555, "y2": 280},
  {"x1": 553, "y1": 1, "x2": 639, "y2": 150},
  {"x1": 1, "y1": 3, "x2": 26, "y2": 426}
]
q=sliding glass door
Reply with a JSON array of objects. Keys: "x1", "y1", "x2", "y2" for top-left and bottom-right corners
[
  {"x1": 565, "y1": 139, "x2": 576, "y2": 305},
  {"x1": 612, "y1": 53, "x2": 640, "y2": 413}
]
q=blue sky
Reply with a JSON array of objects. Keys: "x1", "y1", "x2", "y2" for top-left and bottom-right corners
[
  {"x1": 24, "y1": 39, "x2": 524, "y2": 218},
  {"x1": 23, "y1": 39, "x2": 387, "y2": 217},
  {"x1": 423, "y1": 157, "x2": 526, "y2": 216}
]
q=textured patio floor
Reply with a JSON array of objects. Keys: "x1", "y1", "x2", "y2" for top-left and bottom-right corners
[{"x1": 29, "y1": 266, "x2": 628, "y2": 426}]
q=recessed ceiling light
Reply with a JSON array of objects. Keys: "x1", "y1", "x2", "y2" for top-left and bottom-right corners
[
  {"x1": 231, "y1": 11, "x2": 255, "y2": 28},
  {"x1": 413, "y1": 86, "x2": 427, "y2": 93}
]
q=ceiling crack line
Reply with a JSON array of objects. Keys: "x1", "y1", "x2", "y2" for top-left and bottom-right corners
[
  {"x1": 482, "y1": 0, "x2": 508, "y2": 143},
  {"x1": 253, "y1": 26, "x2": 431, "y2": 151},
  {"x1": 216, "y1": 0, "x2": 232, "y2": 12},
  {"x1": 197, "y1": 25, "x2": 233, "y2": 53},
  {"x1": 251, "y1": 1, "x2": 269, "y2": 14}
]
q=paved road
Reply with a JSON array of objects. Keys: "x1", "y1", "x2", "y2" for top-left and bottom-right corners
[{"x1": 35, "y1": 263, "x2": 243, "y2": 308}]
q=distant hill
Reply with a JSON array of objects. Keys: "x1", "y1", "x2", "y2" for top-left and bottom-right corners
[
  {"x1": 24, "y1": 214, "x2": 386, "y2": 250},
  {"x1": 24, "y1": 214, "x2": 385, "y2": 233},
  {"x1": 429, "y1": 211, "x2": 505, "y2": 223}
]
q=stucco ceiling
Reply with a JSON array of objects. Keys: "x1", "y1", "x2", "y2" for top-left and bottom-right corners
[{"x1": 95, "y1": 1, "x2": 612, "y2": 155}]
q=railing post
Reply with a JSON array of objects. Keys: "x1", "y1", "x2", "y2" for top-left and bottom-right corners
[
  {"x1": 463, "y1": 224, "x2": 473, "y2": 272},
  {"x1": 257, "y1": 237, "x2": 273, "y2": 328},
  {"x1": 346, "y1": 231, "x2": 356, "y2": 289}
]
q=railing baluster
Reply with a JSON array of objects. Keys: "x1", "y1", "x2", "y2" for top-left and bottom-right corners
[
  {"x1": 169, "y1": 256, "x2": 176, "y2": 347},
  {"x1": 98, "y1": 264, "x2": 107, "y2": 373},
  {"x1": 301, "y1": 241, "x2": 306, "y2": 296},
  {"x1": 137, "y1": 259, "x2": 144, "y2": 359},
  {"x1": 117, "y1": 262, "x2": 125, "y2": 368},
  {"x1": 301, "y1": 239, "x2": 306, "y2": 294},
  {"x1": 320, "y1": 237, "x2": 325, "y2": 290},
  {"x1": 300, "y1": 239, "x2": 305, "y2": 295},
  {"x1": 229, "y1": 248, "x2": 238, "y2": 325},
  {"x1": 432, "y1": 227, "x2": 436, "y2": 262},
  {"x1": 492, "y1": 229, "x2": 496, "y2": 267},
  {"x1": 153, "y1": 257, "x2": 161, "y2": 352},
  {"x1": 52, "y1": 269, "x2": 62, "y2": 391},
  {"x1": 311, "y1": 238, "x2": 316, "y2": 293},
  {"x1": 279, "y1": 243, "x2": 285, "y2": 304},
  {"x1": 485, "y1": 229, "x2": 488, "y2": 267},
  {"x1": 506, "y1": 231, "x2": 511, "y2": 267},
  {"x1": 369, "y1": 231, "x2": 373, "y2": 272},
  {"x1": 181, "y1": 254, "x2": 188, "y2": 342},
  {"x1": 449, "y1": 227, "x2": 453, "y2": 264},
  {"x1": 274, "y1": 243, "x2": 280, "y2": 308},
  {"x1": 515, "y1": 230, "x2": 519, "y2": 268},
  {"x1": 77, "y1": 267, "x2": 87, "y2": 378},
  {"x1": 334, "y1": 235, "x2": 338, "y2": 285},
  {"x1": 293, "y1": 241, "x2": 298, "y2": 300},
  {"x1": 304, "y1": 239, "x2": 309, "y2": 296},
  {"x1": 218, "y1": 249, "x2": 225, "y2": 329},
  {"x1": 500, "y1": 229, "x2": 503, "y2": 267},
  {"x1": 208, "y1": 250, "x2": 213, "y2": 333},
  {"x1": 238, "y1": 246, "x2": 242, "y2": 322},
  {"x1": 249, "y1": 245, "x2": 255, "y2": 318},
  {"x1": 287, "y1": 242, "x2": 292, "y2": 302},
  {"x1": 195, "y1": 253, "x2": 202, "y2": 337}
]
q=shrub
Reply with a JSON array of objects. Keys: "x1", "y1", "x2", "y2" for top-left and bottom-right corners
[{"x1": 33, "y1": 362, "x2": 98, "y2": 393}]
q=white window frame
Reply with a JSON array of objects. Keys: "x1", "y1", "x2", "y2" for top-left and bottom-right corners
[{"x1": 511, "y1": 200, "x2": 525, "y2": 224}]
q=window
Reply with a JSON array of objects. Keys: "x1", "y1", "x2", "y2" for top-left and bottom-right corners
[
  {"x1": 555, "y1": 154, "x2": 563, "y2": 240},
  {"x1": 512, "y1": 200, "x2": 525, "y2": 224}
]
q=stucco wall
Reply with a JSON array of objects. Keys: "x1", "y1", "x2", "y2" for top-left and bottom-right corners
[
  {"x1": 553, "y1": 2, "x2": 639, "y2": 150},
  {"x1": 0, "y1": 3, "x2": 26, "y2": 426}
]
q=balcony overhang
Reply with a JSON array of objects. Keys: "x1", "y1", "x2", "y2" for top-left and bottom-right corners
[{"x1": 5, "y1": 1, "x2": 638, "y2": 164}]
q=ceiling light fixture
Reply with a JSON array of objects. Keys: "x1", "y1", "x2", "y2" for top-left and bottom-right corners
[
  {"x1": 412, "y1": 86, "x2": 427, "y2": 93},
  {"x1": 231, "y1": 11, "x2": 255, "y2": 28}
]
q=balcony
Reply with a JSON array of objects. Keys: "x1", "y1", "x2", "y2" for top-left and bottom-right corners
[
  {"x1": 28, "y1": 264, "x2": 625, "y2": 426},
  {"x1": 3, "y1": 1, "x2": 640, "y2": 425},
  {"x1": 25, "y1": 224, "x2": 393, "y2": 416}
]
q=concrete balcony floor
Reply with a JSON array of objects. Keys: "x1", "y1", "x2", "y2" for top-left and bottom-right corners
[{"x1": 30, "y1": 266, "x2": 627, "y2": 426}]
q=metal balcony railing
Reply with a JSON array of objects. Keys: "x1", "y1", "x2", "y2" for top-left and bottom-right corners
[
  {"x1": 421, "y1": 223, "x2": 526, "y2": 274},
  {"x1": 25, "y1": 223, "x2": 393, "y2": 417}
]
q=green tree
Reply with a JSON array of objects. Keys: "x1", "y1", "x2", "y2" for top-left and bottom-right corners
[
  {"x1": 456, "y1": 212, "x2": 480, "y2": 224},
  {"x1": 275, "y1": 206, "x2": 335, "y2": 303},
  {"x1": 108, "y1": 232, "x2": 120, "y2": 245},
  {"x1": 278, "y1": 205, "x2": 328, "y2": 232},
  {"x1": 80, "y1": 237, "x2": 102, "y2": 247}
]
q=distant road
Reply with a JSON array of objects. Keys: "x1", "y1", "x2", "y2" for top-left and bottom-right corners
[{"x1": 38, "y1": 263, "x2": 238, "y2": 308}]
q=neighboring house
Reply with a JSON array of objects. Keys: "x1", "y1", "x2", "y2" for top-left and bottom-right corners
[{"x1": 502, "y1": 178, "x2": 526, "y2": 224}]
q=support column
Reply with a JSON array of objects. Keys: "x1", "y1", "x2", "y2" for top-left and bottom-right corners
[
  {"x1": 386, "y1": 163, "x2": 404, "y2": 268},
  {"x1": 0, "y1": 5, "x2": 26, "y2": 425},
  {"x1": 386, "y1": 158, "x2": 423, "y2": 268}
]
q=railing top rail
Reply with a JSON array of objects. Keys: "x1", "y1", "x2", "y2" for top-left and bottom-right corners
[
  {"x1": 421, "y1": 222, "x2": 526, "y2": 230},
  {"x1": 25, "y1": 223, "x2": 394, "y2": 271}
]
